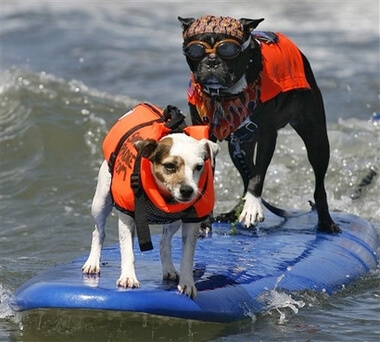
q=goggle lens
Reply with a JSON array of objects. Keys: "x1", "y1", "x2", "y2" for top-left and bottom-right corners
[
  {"x1": 185, "y1": 44, "x2": 207, "y2": 60},
  {"x1": 217, "y1": 42, "x2": 241, "y2": 58}
]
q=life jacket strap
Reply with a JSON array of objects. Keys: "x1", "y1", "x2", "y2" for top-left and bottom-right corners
[
  {"x1": 228, "y1": 135, "x2": 253, "y2": 192},
  {"x1": 131, "y1": 150, "x2": 153, "y2": 252}
]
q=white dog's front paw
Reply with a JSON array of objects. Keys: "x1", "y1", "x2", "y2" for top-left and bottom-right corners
[
  {"x1": 82, "y1": 261, "x2": 100, "y2": 274},
  {"x1": 177, "y1": 280, "x2": 197, "y2": 299},
  {"x1": 239, "y1": 193, "x2": 265, "y2": 227},
  {"x1": 116, "y1": 274, "x2": 140, "y2": 288}
]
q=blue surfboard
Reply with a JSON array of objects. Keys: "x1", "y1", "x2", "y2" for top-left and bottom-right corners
[{"x1": 10, "y1": 211, "x2": 379, "y2": 323}]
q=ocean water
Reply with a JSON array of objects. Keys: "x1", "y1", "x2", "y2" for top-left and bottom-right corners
[{"x1": 1, "y1": 1, "x2": 379, "y2": 341}]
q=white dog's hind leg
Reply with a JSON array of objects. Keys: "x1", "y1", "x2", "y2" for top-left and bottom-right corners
[
  {"x1": 160, "y1": 221, "x2": 181, "y2": 280},
  {"x1": 116, "y1": 213, "x2": 140, "y2": 288},
  {"x1": 239, "y1": 192, "x2": 265, "y2": 227},
  {"x1": 82, "y1": 160, "x2": 113, "y2": 274},
  {"x1": 177, "y1": 222, "x2": 198, "y2": 299}
]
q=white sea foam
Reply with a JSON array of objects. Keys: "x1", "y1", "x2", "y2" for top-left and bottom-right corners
[
  {"x1": 0, "y1": 284, "x2": 15, "y2": 320},
  {"x1": 259, "y1": 275, "x2": 305, "y2": 324}
]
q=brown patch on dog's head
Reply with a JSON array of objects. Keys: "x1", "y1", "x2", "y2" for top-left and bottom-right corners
[
  {"x1": 153, "y1": 155, "x2": 185, "y2": 186},
  {"x1": 149, "y1": 137, "x2": 173, "y2": 163},
  {"x1": 134, "y1": 139, "x2": 158, "y2": 158},
  {"x1": 149, "y1": 137, "x2": 188, "y2": 197},
  {"x1": 135, "y1": 137, "x2": 184, "y2": 183}
]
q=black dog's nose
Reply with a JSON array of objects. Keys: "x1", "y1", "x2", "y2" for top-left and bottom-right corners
[
  {"x1": 180, "y1": 185, "x2": 194, "y2": 199},
  {"x1": 207, "y1": 54, "x2": 220, "y2": 68}
]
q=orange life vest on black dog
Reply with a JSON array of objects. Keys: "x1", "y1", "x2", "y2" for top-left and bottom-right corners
[{"x1": 103, "y1": 103, "x2": 215, "y2": 224}]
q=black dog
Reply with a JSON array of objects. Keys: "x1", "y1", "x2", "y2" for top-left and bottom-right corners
[{"x1": 179, "y1": 15, "x2": 340, "y2": 233}]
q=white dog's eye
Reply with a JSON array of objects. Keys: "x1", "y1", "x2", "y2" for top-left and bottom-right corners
[
  {"x1": 163, "y1": 162, "x2": 176, "y2": 173},
  {"x1": 195, "y1": 163, "x2": 204, "y2": 172}
]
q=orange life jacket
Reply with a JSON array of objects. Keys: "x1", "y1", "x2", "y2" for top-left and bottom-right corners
[
  {"x1": 187, "y1": 32, "x2": 311, "y2": 141},
  {"x1": 103, "y1": 102, "x2": 215, "y2": 223},
  {"x1": 259, "y1": 32, "x2": 311, "y2": 102}
]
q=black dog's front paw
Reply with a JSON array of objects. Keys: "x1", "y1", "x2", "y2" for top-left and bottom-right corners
[
  {"x1": 214, "y1": 200, "x2": 244, "y2": 223},
  {"x1": 217, "y1": 197, "x2": 247, "y2": 223},
  {"x1": 199, "y1": 216, "x2": 214, "y2": 237},
  {"x1": 318, "y1": 220, "x2": 341, "y2": 234},
  {"x1": 214, "y1": 210, "x2": 238, "y2": 223}
]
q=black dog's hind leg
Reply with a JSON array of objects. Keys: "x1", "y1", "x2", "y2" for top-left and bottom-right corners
[
  {"x1": 290, "y1": 57, "x2": 340, "y2": 233},
  {"x1": 292, "y1": 125, "x2": 339, "y2": 232},
  {"x1": 291, "y1": 112, "x2": 340, "y2": 232}
]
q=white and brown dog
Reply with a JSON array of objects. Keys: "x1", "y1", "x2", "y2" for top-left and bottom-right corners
[{"x1": 82, "y1": 103, "x2": 219, "y2": 299}]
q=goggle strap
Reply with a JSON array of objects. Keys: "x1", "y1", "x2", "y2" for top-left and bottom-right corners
[{"x1": 241, "y1": 36, "x2": 251, "y2": 51}]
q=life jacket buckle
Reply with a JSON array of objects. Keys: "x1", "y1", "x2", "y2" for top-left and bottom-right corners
[
  {"x1": 231, "y1": 119, "x2": 258, "y2": 143},
  {"x1": 244, "y1": 121, "x2": 258, "y2": 133},
  {"x1": 130, "y1": 174, "x2": 140, "y2": 190}
]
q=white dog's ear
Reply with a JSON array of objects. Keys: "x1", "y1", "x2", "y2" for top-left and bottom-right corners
[
  {"x1": 134, "y1": 139, "x2": 158, "y2": 159},
  {"x1": 201, "y1": 139, "x2": 220, "y2": 167}
]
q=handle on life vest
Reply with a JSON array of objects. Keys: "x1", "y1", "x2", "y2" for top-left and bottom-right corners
[{"x1": 163, "y1": 105, "x2": 188, "y2": 132}]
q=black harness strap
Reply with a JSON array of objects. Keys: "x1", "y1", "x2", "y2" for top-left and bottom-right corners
[
  {"x1": 227, "y1": 119, "x2": 258, "y2": 192},
  {"x1": 131, "y1": 151, "x2": 153, "y2": 251},
  {"x1": 226, "y1": 90, "x2": 289, "y2": 192}
]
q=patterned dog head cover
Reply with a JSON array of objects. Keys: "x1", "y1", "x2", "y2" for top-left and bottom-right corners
[{"x1": 183, "y1": 15, "x2": 245, "y2": 42}]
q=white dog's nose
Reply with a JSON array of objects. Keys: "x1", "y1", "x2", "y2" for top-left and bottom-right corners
[{"x1": 179, "y1": 185, "x2": 195, "y2": 200}]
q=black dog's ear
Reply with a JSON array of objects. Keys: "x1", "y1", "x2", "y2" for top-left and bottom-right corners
[
  {"x1": 240, "y1": 18, "x2": 265, "y2": 31},
  {"x1": 178, "y1": 16, "x2": 196, "y2": 30}
]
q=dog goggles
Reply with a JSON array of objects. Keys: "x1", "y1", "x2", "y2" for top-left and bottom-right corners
[{"x1": 183, "y1": 36, "x2": 251, "y2": 60}]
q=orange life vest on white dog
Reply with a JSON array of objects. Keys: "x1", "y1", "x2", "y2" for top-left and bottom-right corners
[{"x1": 103, "y1": 103, "x2": 215, "y2": 223}]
